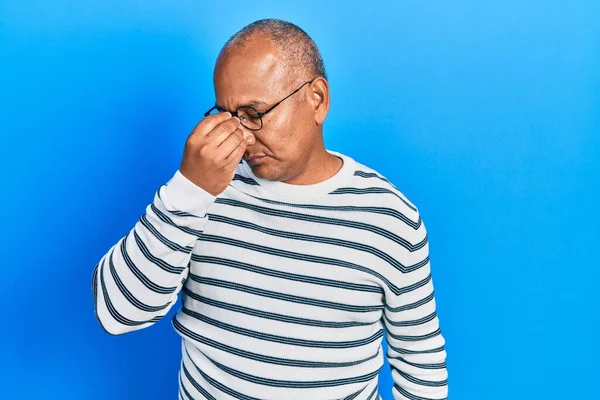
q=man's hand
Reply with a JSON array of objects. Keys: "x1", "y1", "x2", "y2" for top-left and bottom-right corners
[{"x1": 180, "y1": 112, "x2": 252, "y2": 196}]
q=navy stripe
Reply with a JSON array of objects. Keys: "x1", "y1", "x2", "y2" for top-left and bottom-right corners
[
  {"x1": 330, "y1": 187, "x2": 417, "y2": 212},
  {"x1": 133, "y1": 230, "x2": 185, "y2": 274},
  {"x1": 388, "y1": 356, "x2": 447, "y2": 370},
  {"x1": 197, "y1": 234, "x2": 431, "y2": 296},
  {"x1": 233, "y1": 174, "x2": 260, "y2": 185},
  {"x1": 396, "y1": 369, "x2": 448, "y2": 387},
  {"x1": 182, "y1": 362, "x2": 217, "y2": 400},
  {"x1": 170, "y1": 210, "x2": 201, "y2": 218},
  {"x1": 183, "y1": 287, "x2": 375, "y2": 328},
  {"x1": 157, "y1": 186, "x2": 208, "y2": 219},
  {"x1": 387, "y1": 327, "x2": 442, "y2": 342},
  {"x1": 206, "y1": 214, "x2": 426, "y2": 274},
  {"x1": 173, "y1": 317, "x2": 382, "y2": 368},
  {"x1": 344, "y1": 384, "x2": 368, "y2": 400},
  {"x1": 188, "y1": 274, "x2": 383, "y2": 313},
  {"x1": 214, "y1": 198, "x2": 424, "y2": 252},
  {"x1": 192, "y1": 254, "x2": 383, "y2": 293},
  {"x1": 98, "y1": 257, "x2": 162, "y2": 327},
  {"x1": 240, "y1": 194, "x2": 420, "y2": 229},
  {"x1": 150, "y1": 203, "x2": 204, "y2": 237},
  {"x1": 204, "y1": 352, "x2": 382, "y2": 388},
  {"x1": 107, "y1": 249, "x2": 168, "y2": 313},
  {"x1": 394, "y1": 383, "x2": 447, "y2": 400},
  {"x1": 179, "y1": 373, "x2": 202, "y2": 400},
  {"x1": 387, "y1": 342, "x2": 445, "y2": 355},
  {"x1": 354, "y1": 170, "x2": 391, "y2": 183},
  {"x1": 384, "y1": 311, "x2": 437, "y2": 327},
  {"x1": 139, "y1": 214, "x2": 193, "y2": 253},
  {"x1": 181, "y1": 307, "x2": 383, "y2": 348},
  {"x1": 353, "y1": 170, "x2": 413, "y2": 210},
  {"x1": 366, "y1": 385, "x2": 379, "y2": 400},
  {"x1": 184, "y1": 347, "x2": 263, "y2": 400},
  {"x1": 385, "y1": 292, "x2": 435, "y2": 312},
  {"x1": 120, "y1": 235, "x2": 177, "y2": 294}
]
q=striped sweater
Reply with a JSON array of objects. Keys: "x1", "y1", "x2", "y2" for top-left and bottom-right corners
[{"x1": 92, "y1": 150, "x2": 448, "y2": 400}]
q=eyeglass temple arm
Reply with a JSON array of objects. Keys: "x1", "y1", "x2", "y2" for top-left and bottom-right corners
[
  {"x1": 204, "y1": 78, "x2": 315, "y2": 117},
  {"x1": 261, "y1": 80, "x2": 313, "y2": 116}
]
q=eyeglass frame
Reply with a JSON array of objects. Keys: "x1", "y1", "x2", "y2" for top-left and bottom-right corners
[{"x1": 203, "y1": 77, "x2": 318, "y2": 131}]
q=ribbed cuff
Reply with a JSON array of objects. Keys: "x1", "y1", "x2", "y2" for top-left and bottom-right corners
[{"x1": 162, "y1": 170, "x2": 216, "y2": 215}]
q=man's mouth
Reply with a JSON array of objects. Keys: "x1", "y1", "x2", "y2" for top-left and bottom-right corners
[{"x1": 245, "y1": 155, "x2": 266, "y2": 166}]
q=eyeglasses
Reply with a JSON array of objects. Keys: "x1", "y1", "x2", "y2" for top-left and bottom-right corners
[{"x1": 203, "y1": 77, "x2": 317, "y2": 131}]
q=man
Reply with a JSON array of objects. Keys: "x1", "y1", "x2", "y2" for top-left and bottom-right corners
[{"x1": 93, "y1": 18, "x2": 448, "y2": 400}]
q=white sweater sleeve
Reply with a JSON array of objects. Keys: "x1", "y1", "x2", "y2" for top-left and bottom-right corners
[
  {"x1": 92, "y1": 170, "x2": 216, "y2": 335},
  {"x1": 383, "y1": 213, "x2": 449, "y2": 400}
]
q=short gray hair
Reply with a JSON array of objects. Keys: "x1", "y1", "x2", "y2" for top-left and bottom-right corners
[{"x1": 220, "y1": 18, "x2": 327, "y2": 82}]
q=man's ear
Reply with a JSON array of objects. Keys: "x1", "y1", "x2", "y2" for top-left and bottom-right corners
[{"x1": 310, "y1": 77, "x2": 330, "y2": 125}]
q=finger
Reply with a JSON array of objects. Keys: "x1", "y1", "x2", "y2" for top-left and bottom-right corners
[
  {"x1": 218, "y1": 128, "x2": 245, "y2": 158},
  {"x1": 207, "y1": 117, "x2": 242, "y2": 146},
  {"x1": 192, "y1": 111, "x2": 232, "y2": 138},
  {"x1": 226, "y1": 136, "x2": 248, "y2": 166},
  {"x1": 242, "y1": 130, "x2": 256, "y2": 145}
]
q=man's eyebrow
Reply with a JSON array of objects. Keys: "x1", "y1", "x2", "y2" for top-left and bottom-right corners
[
  {"x1": 216, "y1": 99, "x2": 268, "y2": 111},
  {"x1": 244, "y1": 100, "x2": 268, "y2": 107}
]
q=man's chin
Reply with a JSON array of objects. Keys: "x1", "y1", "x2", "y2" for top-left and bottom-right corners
[{"x1": 249, "y1": 163, "x2": 280, "y2": 181}]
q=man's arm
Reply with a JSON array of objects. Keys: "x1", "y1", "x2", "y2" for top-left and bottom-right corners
[
  {"x1": 383, "y1": 213, "x2": 448, "y2": 400},
  {"x1": 92, "y1": 111, "x2": 249, "y2": 335},
  {"x1": 92, "y1": 171, "x2": 216, "y2": 335}
]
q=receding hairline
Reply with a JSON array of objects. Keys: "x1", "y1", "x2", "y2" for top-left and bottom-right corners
[{"x1": 217, "y1": 19, "x2": 327, "y2": 84}]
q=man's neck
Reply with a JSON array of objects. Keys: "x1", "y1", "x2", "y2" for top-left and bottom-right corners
[{"x1": 283, "y1": 149, "x2": 343, "y2": 185}]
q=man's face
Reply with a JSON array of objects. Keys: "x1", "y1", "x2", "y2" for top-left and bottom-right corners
[{"x1": 213, "y1": 38, "x2": 318, "y2": 182}]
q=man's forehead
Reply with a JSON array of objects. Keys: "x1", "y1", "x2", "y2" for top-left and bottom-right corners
[
  {"x1": 214, "y1": 64, "x2": 288, "y2": 109},
  {"x1": 214, "y1": 77, "x2": 273, "y2": 109}
]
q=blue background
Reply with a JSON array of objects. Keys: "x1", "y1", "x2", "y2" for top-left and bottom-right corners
[{"x1": 1, "y1": 1, "x2": 598, "y2": 399}]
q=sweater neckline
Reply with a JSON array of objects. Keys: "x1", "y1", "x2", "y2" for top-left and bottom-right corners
[{"x1": 240, "y1": 150, "x2": 356, "y2": 199}]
